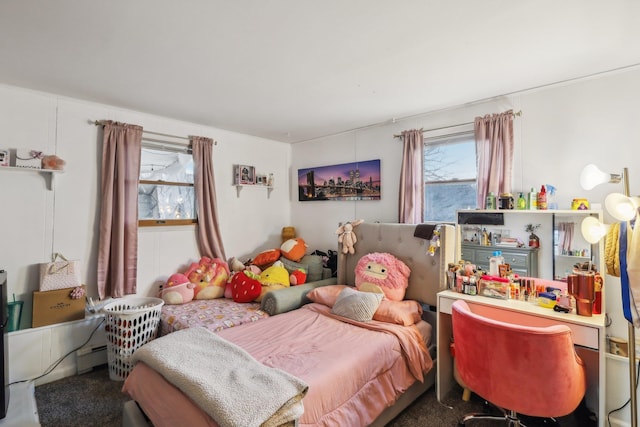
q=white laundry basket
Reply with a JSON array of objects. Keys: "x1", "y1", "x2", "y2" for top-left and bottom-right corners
[{"x1": 103, "y1": 296, "x2": 164, "y2": 381}]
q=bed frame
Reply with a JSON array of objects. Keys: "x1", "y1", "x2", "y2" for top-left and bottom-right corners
[{"x1": 123, "y1": 222, "x2": 455, "y2": 427}]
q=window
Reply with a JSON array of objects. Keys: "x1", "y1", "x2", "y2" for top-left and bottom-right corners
[
  {"x1": 424, "y1": 132, "x2": 477, "y2": 222},
  {"x1": 138, "y1": 145, "x2": 196, "y2": 226}
]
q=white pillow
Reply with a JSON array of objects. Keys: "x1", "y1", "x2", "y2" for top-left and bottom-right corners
[{"x1": 331, "y1": 287, "x2": 383, "y2": 322}]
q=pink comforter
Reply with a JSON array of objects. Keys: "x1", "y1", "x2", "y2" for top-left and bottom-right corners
[
  {"x1": 218, "y1": 303, "x2": 432, "y2": 426},
  {"x1": 124, "y1": 302, "x2": 432, "y2": 427}
]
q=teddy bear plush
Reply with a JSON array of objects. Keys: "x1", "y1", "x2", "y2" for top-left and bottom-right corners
[
  {"x1": 336, "y1": 219, "x2": 364, "y2": 254},
  {"x1": 161, "y1": 273, "x2": 196, "y2": 304},
  {"x1": 354, "y1": 252, "x2": 411, "y2": 301},
  {"x1": 185, "y1": 257, "x2": 230, "y2": 300}
]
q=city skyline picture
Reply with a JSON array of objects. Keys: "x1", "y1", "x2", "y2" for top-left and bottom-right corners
[{"x1": 297, "y1": 159, "x2": 381, "y2": 201}]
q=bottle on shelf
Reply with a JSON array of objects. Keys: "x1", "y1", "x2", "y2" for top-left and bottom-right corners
[
  {"x1": 528, "y1": 187, "x2": 538, "y2": 210},
  {"x1": 489, "y1": 250, "x2": 505, "y2": 276},
  {"x1": 537, "y1": 185, "x2": 548, "y2": 210},
  {"x1": 486, "y1": 192, "x2": 496, "y2": 210},
  {"x1": 517, "y1": 192, "x2": 527, "y2": 210}
]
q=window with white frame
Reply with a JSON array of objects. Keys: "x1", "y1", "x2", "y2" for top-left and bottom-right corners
[
  {"x1": 424, "y1": 131, "x2": 477, "y2": 222},
  {"x1": 138, "y1": 145, "x2": 196, "y2": 226}
]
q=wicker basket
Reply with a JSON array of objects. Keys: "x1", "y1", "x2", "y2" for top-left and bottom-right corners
[{"x1": 103, "y1": 296, "x2": 164, "y2": 381}]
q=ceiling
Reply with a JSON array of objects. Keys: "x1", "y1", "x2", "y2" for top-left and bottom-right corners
[{"x1": 1, "y1": 1, "x2": 639, "y2": 143}]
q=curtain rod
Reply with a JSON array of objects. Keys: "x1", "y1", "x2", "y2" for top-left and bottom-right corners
[
  {"x1": 91, "y1": 120, "x2": 217, "y2": 146},
  {"x1": 393, "y1": 110, "x2": 522, "y2": 139}
]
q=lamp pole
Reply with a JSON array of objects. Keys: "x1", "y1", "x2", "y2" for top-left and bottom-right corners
[{"x1": 623, "y1": 167, "x2": 638, "y2": 427}]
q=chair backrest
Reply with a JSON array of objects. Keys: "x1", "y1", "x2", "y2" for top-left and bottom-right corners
[{"x1": 451, "y1": 299, "x2": 586, "y2": 418}]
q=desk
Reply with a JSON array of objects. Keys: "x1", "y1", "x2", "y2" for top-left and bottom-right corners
[{"x1": 437, "y1": 290, "x2": 606, "y2": 426}]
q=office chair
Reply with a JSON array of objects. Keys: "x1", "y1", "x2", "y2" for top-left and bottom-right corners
[{"x1": 451, "y1": 300, "x2": 587, "y2": 426}]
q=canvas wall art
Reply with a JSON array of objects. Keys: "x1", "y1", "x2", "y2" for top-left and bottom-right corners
[{"x1": 298, "y1": 159, "x2": 381, "y2": 201}]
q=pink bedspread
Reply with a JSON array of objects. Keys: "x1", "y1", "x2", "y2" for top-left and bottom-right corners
[
  {"x1": 124, "y1": 302, "x2": 432, "y2": 427},
  {"x1": 160, "y1": 298, "x2": 269, "y2": 334}
]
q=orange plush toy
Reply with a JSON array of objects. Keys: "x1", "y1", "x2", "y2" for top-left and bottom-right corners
[
  {"x1": 41, "y1": 155, "x2": 66, "y2": 170},
  {"x1": 280, "y1": 238, "x2": 307, "y2": 262},
  {"x1": 185, "y1": 257, "x2": 230, "y2": 299}
]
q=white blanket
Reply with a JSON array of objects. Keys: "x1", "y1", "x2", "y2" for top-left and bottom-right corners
[{"x1": 131, "y1": 327, "x2": 308, "y2": 427}]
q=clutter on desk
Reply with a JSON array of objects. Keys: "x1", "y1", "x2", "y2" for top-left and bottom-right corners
[{"x1": 448, "y1": 254, "x2": 602, "y2": 317}]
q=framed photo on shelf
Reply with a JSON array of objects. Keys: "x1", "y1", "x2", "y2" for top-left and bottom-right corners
[{"x1": 234, "y1": 164, "x2": 256, "y2": 185}]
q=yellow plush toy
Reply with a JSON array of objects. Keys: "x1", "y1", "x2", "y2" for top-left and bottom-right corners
[{"x1": 256, "y1": 261, "x2": 290, "y2": 301}]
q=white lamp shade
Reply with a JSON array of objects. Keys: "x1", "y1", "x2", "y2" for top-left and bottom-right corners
[
  {"x1": 580, "y1": 164, "x2": 611, "y2": 190},
  {"x1": 605, "y1": 193, "x2": 639, "y2": 221},
  {"x1": 581, "y1": 216, "x2": 608, "y2": 244}
]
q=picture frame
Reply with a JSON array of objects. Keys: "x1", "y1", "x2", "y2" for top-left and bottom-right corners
[
  {"x1": 297, "y1": 159, "x2": 381, "y2": 201},
  {"x1": 234, "y1": 164, "x2": 256, "y2": 185}
]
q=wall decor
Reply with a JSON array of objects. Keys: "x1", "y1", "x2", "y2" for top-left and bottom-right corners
[
  {"x1": 298, "y1": 159, "x2": 381, "y2": 201},
  {"x1": 234, "y1": 164, "x2": 255, "y2": 185}
]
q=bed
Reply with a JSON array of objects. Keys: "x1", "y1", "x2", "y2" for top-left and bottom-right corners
[{"x1": 122, "y1": 222, "x2": 455, "y2": 427}]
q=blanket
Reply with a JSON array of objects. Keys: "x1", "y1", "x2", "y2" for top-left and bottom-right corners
[{"x1": 131, "y1": 327, "x2": 309, "y2": 427}]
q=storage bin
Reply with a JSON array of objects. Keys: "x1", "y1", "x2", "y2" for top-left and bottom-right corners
[{"x1": 103, "y1": 297, "x2": 164, "y2": 381}]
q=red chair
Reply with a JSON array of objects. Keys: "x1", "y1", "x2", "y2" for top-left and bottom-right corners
[{"x1": 451, "y1": 300, "x2": 587, "y2": 426}]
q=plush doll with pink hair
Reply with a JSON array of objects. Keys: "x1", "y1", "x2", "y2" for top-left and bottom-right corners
[{"x1": 354, "y1": 252, "x2": 411, "y2": 301}]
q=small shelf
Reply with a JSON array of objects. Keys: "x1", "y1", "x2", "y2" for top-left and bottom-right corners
[
  {"x1": 0, "y1": 166, "x2": 63, "y2": 190},
  {"x1": 234, "y1": 184, "x2": 274, "y2": 198}
]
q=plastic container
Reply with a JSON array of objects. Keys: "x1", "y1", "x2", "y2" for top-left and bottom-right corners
[
  {"x1": 104, "y1": 296, "x2": 164, "y2": 381},
  {"x1": 485, "y1": 192, "x2": 496, "y2": 210},
  {"x1": 489, "y1": 251, "x2": 504, "y2": 276}
]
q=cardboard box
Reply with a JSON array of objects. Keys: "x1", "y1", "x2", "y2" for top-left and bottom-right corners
[{"x1": 32, "y1": 285, "x2": 86, "y2": 328}]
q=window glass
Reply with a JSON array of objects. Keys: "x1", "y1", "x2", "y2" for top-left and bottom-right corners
[
  {"x1": 138, "y1": 147, "x2": 196, "y2": 225},
  {"x1": 424, "y1": 132, "x2": 477, "y2": 222}
]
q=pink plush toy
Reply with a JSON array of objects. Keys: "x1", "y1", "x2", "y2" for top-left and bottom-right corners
[
  {"x1": 185, "y1": 257, "x2": 230, "y2": 300},
  {"x1": 354, "y1": 252, "x2": 411, "y2": 301},
  {"x1": 161, "y1": 273, "x2": 196, "y2": 304}
]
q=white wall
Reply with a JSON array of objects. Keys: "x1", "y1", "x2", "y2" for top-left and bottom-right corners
[
  {"x1": 0, "y1": 83, "x2": 292, "y2": 382},
  {"x1": 291, "y1": 66, "x2": 640, "y2": 424}
]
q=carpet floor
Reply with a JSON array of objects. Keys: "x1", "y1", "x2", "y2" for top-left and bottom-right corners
[{"x1": 34, "y1": 364, "x2": 590, "y2": 427}]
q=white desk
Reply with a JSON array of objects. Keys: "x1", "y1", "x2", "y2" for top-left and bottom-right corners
[{"x1": 437, "y1": 290, "x2": 606, "y2": 426}]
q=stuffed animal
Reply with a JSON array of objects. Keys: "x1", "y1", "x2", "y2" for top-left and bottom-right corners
[
  {"x1": 280, "y1": 238, "x2": 307, "y2": 262},
  {"x1": 185, "y1": 257, "x2": 230, "y2": 300},
  {"x1": 225, "y1": 264, "x2": 262, "y2": 298},
  {"x1": 161, "y1": 273, "x2": 195, "y2": 304},
  {"x1": 41, "y1": 155, "x2": 66, "y2": 171},
  {"x1": 355, "y1": 252, "x2": 411, "y2": 301},
  {"x1": 289, "y1": 269, "x2": 307, "y2": 286},
  {"x1": 257, "y1": 261, "x2": 290, "y2": 301},
  {"x1": 229, "y1": 270, "x2": 262, "y2": 303},
  {"x1": 336, "y1": 220, "x2": 364, "y2": 254}
]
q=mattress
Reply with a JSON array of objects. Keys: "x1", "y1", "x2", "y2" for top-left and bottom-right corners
[
  {"x1": 123, "y1": 303, "x2": 432, "y2": 427},
  {"x1": 160, "y1": 298, "x2": 269, "y2": 335}
]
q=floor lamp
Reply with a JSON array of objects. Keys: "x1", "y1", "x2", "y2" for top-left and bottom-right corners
[{"x1": 581, "y1": 164, "x2": 637, "y2": 427}]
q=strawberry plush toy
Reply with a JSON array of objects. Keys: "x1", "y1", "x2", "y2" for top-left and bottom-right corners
[
  {"x1": 229, "y1": 270, "x2": 262, "y2": 303},
  {"x1": 290, "y1": 269, "x2": 307, "y2": 286}
]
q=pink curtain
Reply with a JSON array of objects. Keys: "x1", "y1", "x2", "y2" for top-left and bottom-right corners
[
  {"x1": 191, "y1": 136, "x2": 226, "y2": 260},
  {"x1": 399, "y1": 129, "x2": 424, "y2": 224},
  {"x1": 475, "y1": 110, "x2": 514, "y2": 208},
  {"x1": 97, "y1": 121, "x2": 142, "y2": 299}
]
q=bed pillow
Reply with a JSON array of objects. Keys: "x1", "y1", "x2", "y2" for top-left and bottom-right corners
[
  {"x1": 306, "y1": 285, "x2": 347, "y2": 307},
  {"x1": 331, "y1": 287, "x2": 383, "y2": 322},
  {"x1": 373, "y1": 299, "x2": 423, "y2": 326}
]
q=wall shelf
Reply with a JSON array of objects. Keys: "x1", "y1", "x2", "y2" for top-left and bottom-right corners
[
  {"x1": 234, "y1": 184, "x2": 274, "y2": 198},
  {"x1": 0, "y1": 166, "x2": 63, "y2": 190}
]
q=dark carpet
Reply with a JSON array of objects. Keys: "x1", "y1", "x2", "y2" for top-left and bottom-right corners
[{"x1": 35, "y1": 364, "x2": 590, "y2": 427}]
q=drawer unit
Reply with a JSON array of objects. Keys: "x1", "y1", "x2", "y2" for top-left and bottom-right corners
[{"x1": 461, "y1": 243, "x2": 539, "y2": 277}]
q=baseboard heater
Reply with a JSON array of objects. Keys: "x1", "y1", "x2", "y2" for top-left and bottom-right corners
[{"x1": 76, "y1": 344, "x2": 108, "y2": 375}]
